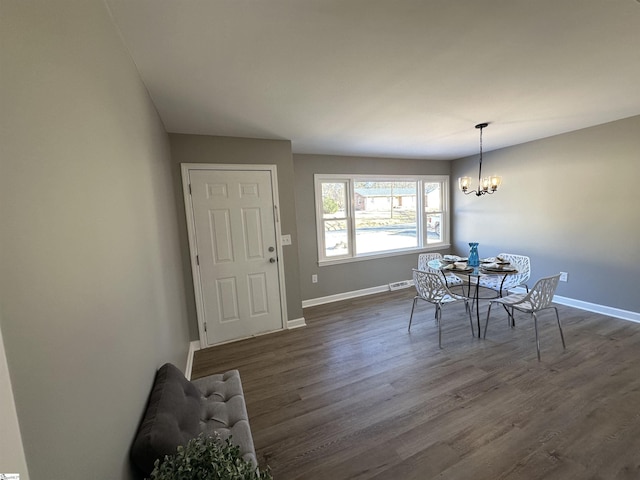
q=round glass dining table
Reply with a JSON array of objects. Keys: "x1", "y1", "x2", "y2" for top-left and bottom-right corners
[{"x1": 427, "y1": 259, "x2": 519, "y2": 337}]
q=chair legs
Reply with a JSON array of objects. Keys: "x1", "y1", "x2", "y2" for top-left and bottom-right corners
[
  {"x1": 500, "y1": 303, "x2": 515, "y2": 327},
  {"x1": 408, "y1": 296, "x2": 419, "y2": 331},
  {"x1": 436, "y1": 305, "x2": 442, "y2": 348},
  {"x1": 408, "y1": 297, "x2": 443, "y2": 348},
  {"x1": 465, "y1": 300, "x2": 474, "y2": 337},
  {"x1": 486, "y1": 305, "x2": 566, "y2": 362},
  {"x1": 409, "y1": 297, "x2": 438, "y2": 332},
  {"x1": 532, "y1": 312, "x2": 541, "y2": 361},
  {"x1": 483, "y1": 302, "x2": 493, "y2": 339},
  {"x1": 553, "y1": 306, "x2": 566, "y2": 349},
  {"x1": 409, "y1": 298, "x2": 471, "y2": 349},
  {"x1": 534, "y1": 307, "x2": 566, "y2": 361},
  {"x1": 486, "y1": 301, "x2": 517, "y2": 336}
]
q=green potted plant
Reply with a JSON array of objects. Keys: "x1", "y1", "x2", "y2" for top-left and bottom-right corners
[{"x1": 148, "y1": 434, "x2": 273, "y2": 480}]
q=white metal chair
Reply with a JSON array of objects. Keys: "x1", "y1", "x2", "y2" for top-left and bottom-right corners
[
  {"x1": 409, "y1": 269, "x2": 473, "y2": 348},
  {"x1": 484, "y1": 273, "x2": 565, "y2": 361},
  {"x1": 478, "y1": 253, "x2": 530, "y2": 296},
  {"x1": 418, "y1": 252, "x2": 463, "y2": 288}
]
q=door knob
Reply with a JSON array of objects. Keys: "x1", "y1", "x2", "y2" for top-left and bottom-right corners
[{"x1": 269, "y1": 257, "x2": 276, "y2": 263}]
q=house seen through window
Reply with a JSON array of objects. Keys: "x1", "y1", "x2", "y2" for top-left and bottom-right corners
[{"x1": 315, "y1": 174, "x2": 449, "y2": 264}]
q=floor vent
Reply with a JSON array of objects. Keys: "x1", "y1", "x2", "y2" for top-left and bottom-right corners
[{"x1": 389, "y1": 280, "x2": 413, "y2": 291}]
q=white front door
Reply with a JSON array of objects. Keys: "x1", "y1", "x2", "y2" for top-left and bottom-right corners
[{"x1": 183, "y1": 165, "x2": 284, "y2": 346}]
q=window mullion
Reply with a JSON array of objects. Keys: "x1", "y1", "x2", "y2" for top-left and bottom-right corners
[
  {"x1": 315, "y1": 178, "x2": 325, "y2": 261},
  {"x1": 418, "y1": 180, "x2": 425, "y2": 248},
  {"x1": 442, "y1": 179, "x2": 449, "y2": 244},
  {"x1": 347, "y1": 179, "x2": 356, "y2": 257}
]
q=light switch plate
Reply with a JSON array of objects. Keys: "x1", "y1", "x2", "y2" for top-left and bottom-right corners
[{"x1": 281, "y1": 234, "x2": 292, "y2": 245}]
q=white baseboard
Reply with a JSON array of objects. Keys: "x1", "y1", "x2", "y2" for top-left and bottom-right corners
[
  {"x1": 507, "y1": 286, "x2": 639, "y2": 323},
  {"x1": 303, "y1": 283, "x2": 640, "y2": 324},
  {"x1": 185, "y1": 340, "x2": 200, "y2": 380},
  {"x1": 287, "y1": 317, "x2": 307, "y2": 329},
  {"x1": 302, "y1": 284, "x2": 392, "y2": 308},
  {"x1": 552, "y1": 294, "x2": 640, "y2": 324}
]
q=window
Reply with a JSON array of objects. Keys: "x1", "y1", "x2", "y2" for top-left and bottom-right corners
[{"x1": 315, "y1": 174, "x2": 450, "y2": 264}]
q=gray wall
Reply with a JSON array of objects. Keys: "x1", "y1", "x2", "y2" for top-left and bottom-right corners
[
  {"x1": 1, "y1": 4, "x2": 636, "y2": 479},
  {"x1": 452, "y1": 115, "x2": 640, "y2": 312},
  {"x1": 293, "y1": 154, "x2": 451, "y2": 300},
  {"x1": 169, "y1": 134, "x2": 304, "y2": 328},
  {"x1": 0, "y1": 313, "x2": 29, "y2": 478},
  {"x1": 1, "y1": 1, "x2": 191, "y2": 479}
]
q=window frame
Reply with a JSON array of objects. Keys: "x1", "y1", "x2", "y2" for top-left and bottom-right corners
[{"x1": 314, "y1": 173, "x2": 450, "y2": 266}]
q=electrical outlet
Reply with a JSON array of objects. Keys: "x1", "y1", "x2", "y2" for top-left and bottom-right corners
[
  {"x1": 281, "y1": 234, "x2": 292, "y2": 246},
  {"x1": 559, "y1": 272, "x2": 568, "y2": 282},
  {"x1": 311, "y1": 274, "x2": 318, "y2": 283}
]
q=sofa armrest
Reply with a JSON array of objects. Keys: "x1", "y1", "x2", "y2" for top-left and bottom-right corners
[{"x1": 130, "y1": 363, "x2": 201, "y2": 476}]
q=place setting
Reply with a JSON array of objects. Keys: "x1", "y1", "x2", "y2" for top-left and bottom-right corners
[
  {"x1": 480, "y1": 256, "x2": 518, "y2": 273},
  {"x1": 441, "y1": 258, "x2": 473, "y2": 273},
  {"x1": 441, "y1": 254, "x2": 468, "y2": 264}
]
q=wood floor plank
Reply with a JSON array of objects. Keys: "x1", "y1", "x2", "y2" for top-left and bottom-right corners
[{"x1": 192, "y1": 289, "x2": 640, "y2": 479}]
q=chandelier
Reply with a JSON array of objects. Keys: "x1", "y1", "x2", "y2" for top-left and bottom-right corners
[{"x1": 458, "y1": 122, "x2": 502, "y2": 196}]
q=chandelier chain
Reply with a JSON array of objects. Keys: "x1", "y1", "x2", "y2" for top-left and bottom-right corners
[{"x1": 478, "y1": 125, "x2": 484, "y2": 186}]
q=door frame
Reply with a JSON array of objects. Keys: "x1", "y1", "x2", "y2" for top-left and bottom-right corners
[{"x1": 181, "y1": 163, "x2": 288, "y2": 348}]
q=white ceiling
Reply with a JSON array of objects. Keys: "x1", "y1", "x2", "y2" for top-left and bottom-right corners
[{"x1": 105, "y1": 0, "x2": 640, "y2": 159}]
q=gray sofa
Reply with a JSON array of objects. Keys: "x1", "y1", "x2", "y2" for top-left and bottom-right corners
[{"x1": 130, "y1": 363, "x2": 256, "y2": 477}]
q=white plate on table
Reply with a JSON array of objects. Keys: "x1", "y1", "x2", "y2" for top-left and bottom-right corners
[
  {"x1": 481, "y1": 266, "x2": 517, "y2": 273},
  {"x1": 443, "y1": 265, "x2": 473, "y2": 273},
  {"x1": 442, "y1": 256, "x2": 468, "y2": 264},
  {"x1": 481, "y1": 257, "x2": 510, "y2": 265}
]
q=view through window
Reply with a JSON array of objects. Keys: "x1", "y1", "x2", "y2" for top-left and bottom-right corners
[{"x1": 316, "y1": 175, "x2": 449, "y2": 263}]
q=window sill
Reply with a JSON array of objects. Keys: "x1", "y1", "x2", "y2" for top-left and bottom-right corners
[{"x1": 318, "y1": 244, "x2": 451, "y2": 267}]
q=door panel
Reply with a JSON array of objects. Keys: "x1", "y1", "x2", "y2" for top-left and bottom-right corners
[
  {"x1": 216, "y1": 277, "x2": 239, "y2": 322},
  {"x1": 247, "y1": 273, "x2": 269, "y2": 315},
  {"x1": 242, "y1": 208, "x2": 263, "y2": 259},
  {"x1": 187, "y1": 168, "x2": 283, "y2": 346},
  {"x1": 210, "y1": 209, "x2": 233, "y2": 263}
]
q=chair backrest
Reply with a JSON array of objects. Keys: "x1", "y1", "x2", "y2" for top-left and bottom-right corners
[
  {"x1": 498, "y1": 252, "x2": 531, "y2": 286},
  {"x1": 417, "y1": 252, "x2": 442, "y2": 274},
  {"x1": 524, "y1": 273, "x2": 561, "y2": 310},
  {"x1": 412, "y1": 269, "x2": 452, "y2": 302}
]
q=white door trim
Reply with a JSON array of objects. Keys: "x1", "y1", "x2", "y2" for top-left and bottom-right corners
[{"x1": 181, "y1": 163, "x2": 289, "y2": 348}]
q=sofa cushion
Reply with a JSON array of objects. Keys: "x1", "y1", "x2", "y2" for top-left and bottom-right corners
[
  {"x1": 130, "y1": 363, "x2": 201, "y2": 476},
  {"x1": 192, "y1": 370, "x2": 257, "y2": 466}
]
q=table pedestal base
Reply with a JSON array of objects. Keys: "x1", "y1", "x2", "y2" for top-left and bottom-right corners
[{"x1": 449, "y1": 283, "x2": 500, "y2": 337}]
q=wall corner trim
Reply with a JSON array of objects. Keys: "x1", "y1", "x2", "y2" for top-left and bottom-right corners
[
  {"x1": 287, "y1": 317, "x2": 306, "y2": 329},
  {"x1": 185, "y1": 340, "x2": 201, "y2": 380}
]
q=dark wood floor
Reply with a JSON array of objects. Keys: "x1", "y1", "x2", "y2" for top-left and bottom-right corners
[{"x1": 192, "y1": 289, "x2": 640, "y2": 480}]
